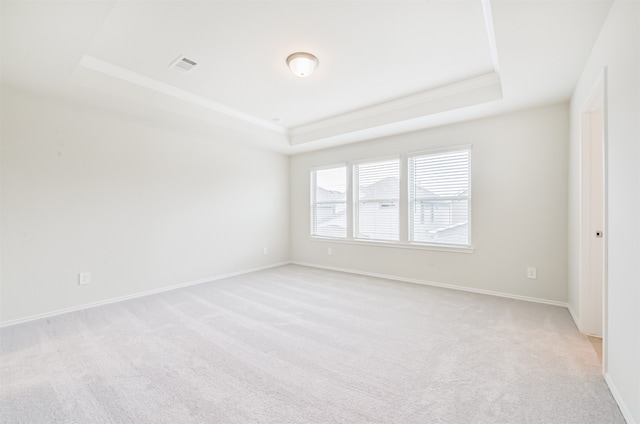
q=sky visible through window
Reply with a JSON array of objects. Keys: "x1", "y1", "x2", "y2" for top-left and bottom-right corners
[
  {"x1": 316, "y1": 167, "x2": 346, "y2": 193},
  {"x1": 412, "y1": 151, "x2": 469, "y2": 197}
]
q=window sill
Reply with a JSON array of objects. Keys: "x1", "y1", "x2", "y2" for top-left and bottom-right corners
[{"x1": 309, "y1": 236, "x2": 474, "y2": 254}]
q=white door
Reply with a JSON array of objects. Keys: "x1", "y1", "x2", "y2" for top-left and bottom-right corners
[{"x1": 587, "y1": 102, "x2": 604, "y2": 337}]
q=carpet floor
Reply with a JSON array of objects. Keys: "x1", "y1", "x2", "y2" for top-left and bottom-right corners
[{"x1": 0, "y1": 265, "x2": 625, "y2": 423}]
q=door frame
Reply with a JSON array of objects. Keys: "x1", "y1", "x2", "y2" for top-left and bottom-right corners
[{"x1": 579, "y1": 68, "x2": 608, "y2": 372}]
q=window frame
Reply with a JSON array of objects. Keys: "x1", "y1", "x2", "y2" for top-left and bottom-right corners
[
  {"x1": 310, "y1": 163, "x2": 348, "y2": 239},
  {"x1": 309, "y1": 145, "x2": 473, "y2": 253},
  {"x1": 352, "y1": 155, "x2": 401, "y2": 242},
  {"x1": 407, "y1": 145, "x2": 472, "y2": 249}
]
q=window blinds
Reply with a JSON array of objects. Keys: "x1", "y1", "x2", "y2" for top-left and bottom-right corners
[
  {"x1": 409, "y1": 148, "x2": 470, "y2": 246},
  {"x1": 311, "y1": 166, "x2": 347, "y2": 238},
  {"x1": 354, "y1": 158, "x2": 400, "y2": 241}
]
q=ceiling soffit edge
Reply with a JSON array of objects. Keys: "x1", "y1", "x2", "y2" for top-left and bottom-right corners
[
  {"x1": 289, "y1": 72, "x2": 503, "y2": 144},
  {"x1": 78, "y1": 54, "x2": 503, "y2": 148},
  {"x1": 76, "y1": 0, "x2": 503, "y2": 151},
  {"x1": 78, "y1": 55, "x2": 288, "y2": 135}
]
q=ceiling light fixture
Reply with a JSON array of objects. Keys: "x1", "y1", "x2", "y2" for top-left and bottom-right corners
[{"x1": 286, "y1": 52, "x2": 318, "y2": 77}]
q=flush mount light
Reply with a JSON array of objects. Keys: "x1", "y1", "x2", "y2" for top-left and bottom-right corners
[{"x1": 286, "y1": 52, "x2": 318, "y2": 77}]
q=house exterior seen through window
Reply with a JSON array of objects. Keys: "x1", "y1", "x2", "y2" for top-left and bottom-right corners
[
  {"x1": 311, "y1": 166, "x2": 347, "y2": 238},
  {"x1": 409, "y1": 148, "x2": 471, "y2": 247},
  {"x1": 310, "y1": 145, "x2": 471, "y2": 249},
  {"x1": 354, "y1": 158, "x2": 400, "y2": 241}
]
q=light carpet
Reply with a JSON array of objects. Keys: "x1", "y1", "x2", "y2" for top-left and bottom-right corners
[{"x1": 0, "y1": 265, "x2": 625, "y2": 423}]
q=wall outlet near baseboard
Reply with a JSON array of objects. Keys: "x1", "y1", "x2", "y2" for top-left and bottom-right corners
[
  {"x1": 263, "y1": 247, "x2": 268, "y2": 255},
  {"x1": 527, "y1": 267, "x2": 537, "y2": 279},
  {"x1": 327, "y1": 247, "x2": 333, "y2": 256},
  {"x1": 78, "y1": 272, "x2": 90, "y2": 285}
]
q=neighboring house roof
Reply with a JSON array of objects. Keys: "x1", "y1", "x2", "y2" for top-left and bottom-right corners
[
  {"x1": 414, "y1": 185, "x2": 439, "y2": 199},
  {"x1": 317, "y1": 209, "x2": 346, "y2": 228},
  {"x1": 359, "y1": 176, "x2": 440, "y2": 200},
  {"x1": 360, "y1": 176, "x2": 399, "y2": 200},
  {"x1": 423, "y1": 222, "x2": 469, "y2": 244},
  {"x1": 316, "y1": 186, "x2": 346, "y2": 202},
  {"x1": 415, "y1": 186, "x2": 468, "y2": 200},
  {"x1": 316, "y1": 177, "x2": 464, "y2": 204}
]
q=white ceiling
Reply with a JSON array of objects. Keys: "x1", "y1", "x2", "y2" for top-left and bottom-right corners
[{"x1": 1, "y1": 0, "x2": 613, "y2": 154}]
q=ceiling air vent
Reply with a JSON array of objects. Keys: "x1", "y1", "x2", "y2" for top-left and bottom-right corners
[{"x1": 170, "y1": 56, "x2": 198, "y2": 72}]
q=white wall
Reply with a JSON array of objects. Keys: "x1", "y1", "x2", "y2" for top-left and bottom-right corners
[
  {"x1": 569, "y1": 1, "x2": 640, "y2": 422},
  {"x1": 291, "y1": 103, "x2": 569, "y2": 303},
  {"x1": 0, "y1": 87, "x2": 290, "y2": 324}
]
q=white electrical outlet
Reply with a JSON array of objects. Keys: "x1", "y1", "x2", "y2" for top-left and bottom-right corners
[
  {"x1": 78, "y1": 272, "x2": 91, "y2": 285},
  {"x1": 527, "y1": 267, "x2": 537, "y2": 279},
  {"x1": 327, "y1": 247, "x2": 333, "y2": 256},
  {"x1": 263, "y1": 247, "x2": 268, "y2": 255}
]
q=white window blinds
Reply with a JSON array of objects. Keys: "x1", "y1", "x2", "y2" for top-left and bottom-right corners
[
  {"x1": 311, "y1": 166, "x2": 347, "y2": 238},
  {"x1": 354, "y1": 158, "x2": 400, "y2": 241},
  {"x1": 409, "y1": 148, "x2": 470, "y2": 246}
]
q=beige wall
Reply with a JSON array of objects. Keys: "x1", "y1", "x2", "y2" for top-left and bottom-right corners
[
  {"x1": 0, "y1": 87, "x2": 290, "y2": 323},
  {"x1": 291, "y1": 103, "x2": 569, "y2": 303},
  {"x1": 569, "y1": 1, "x2": 640, "y2": 422}
]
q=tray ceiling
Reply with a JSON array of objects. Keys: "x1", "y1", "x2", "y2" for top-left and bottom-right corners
[{"x1": 1, "y1": 1, "x2": 613, "y2": 153}]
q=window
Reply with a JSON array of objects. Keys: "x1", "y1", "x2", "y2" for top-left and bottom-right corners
[
  {"x1": 309, "y1": 145, "x2": 472, "y2": 251},
  {"x1": 408, "y1": 147, "x2": 471, "y2": 247},
  {"x1": 311, "y1": 166, "x2": 347, "y2": 238},
  {"x1": 353, "y1": 158, "x2": 399, "y2": 241}
]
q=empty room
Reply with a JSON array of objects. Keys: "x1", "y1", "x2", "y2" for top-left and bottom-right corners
[{"x1": 1, "y1": 1, "x2": 638, "y2": 423}]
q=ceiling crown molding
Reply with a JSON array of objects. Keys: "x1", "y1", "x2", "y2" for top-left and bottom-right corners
[
  {"x1": 78, "y1": 55, "x2": 288, "y2": 135},
  {"x1": 288, "y1": 72, "x2": 503, "y2": 145}
]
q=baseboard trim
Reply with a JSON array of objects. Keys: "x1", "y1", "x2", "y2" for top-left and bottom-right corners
[
  {"x1": 291, "y1": 261, "x2": 569, "y2": 308},
  {"x1": 0, "y1": 262, "x2": 290, "y2": 328},
  {"x1": 605, "y1": 373, "x2": 638, "y2": 424},
  {"x1": 567, "y1": 303, "x2": 582, "y2": 331}
]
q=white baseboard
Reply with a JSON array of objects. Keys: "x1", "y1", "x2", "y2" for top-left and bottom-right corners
[
  {"x1": 6, "y1": 260, "x2": 633, "y2": 423},
  {"x1": 2, "y1": 261, "x2": 571, "y2": 327},
  {"x1": 293, "y1": 261, "x2": 633, "y2": 424},
  {"x1": 0, "y1": 262, "x2": 289, "y2": 328},
  {"x1": 291, "y1": 261, "x2": 569, "y2": 308},
  {"x1": 605, "y1": 373, "x2": 638, "y2": 424},
  {"x1": 568, "y1": 304, "x2": 604, "y2": 338},
  {"x1": 567, "y1": 303, "x2": 582, "y2": 332}
]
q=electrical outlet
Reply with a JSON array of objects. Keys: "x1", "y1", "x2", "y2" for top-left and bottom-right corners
[
  {"x1": 327, "y1": 247, "x2": 333, "y2": 256},
  {"x1": 78, "y1": 272, "x2": 90, "y2": 285},
  {"x1": 527, "y1": 267, "x2": 537, "y2": 279},
  {"x1": 263, "y1": 247, "x2": 268, "y2": 255}
]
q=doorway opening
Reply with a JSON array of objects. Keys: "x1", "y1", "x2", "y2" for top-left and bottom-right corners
[{"x1": 579, "y1": 70, "x2": 607, "y2": 370}]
